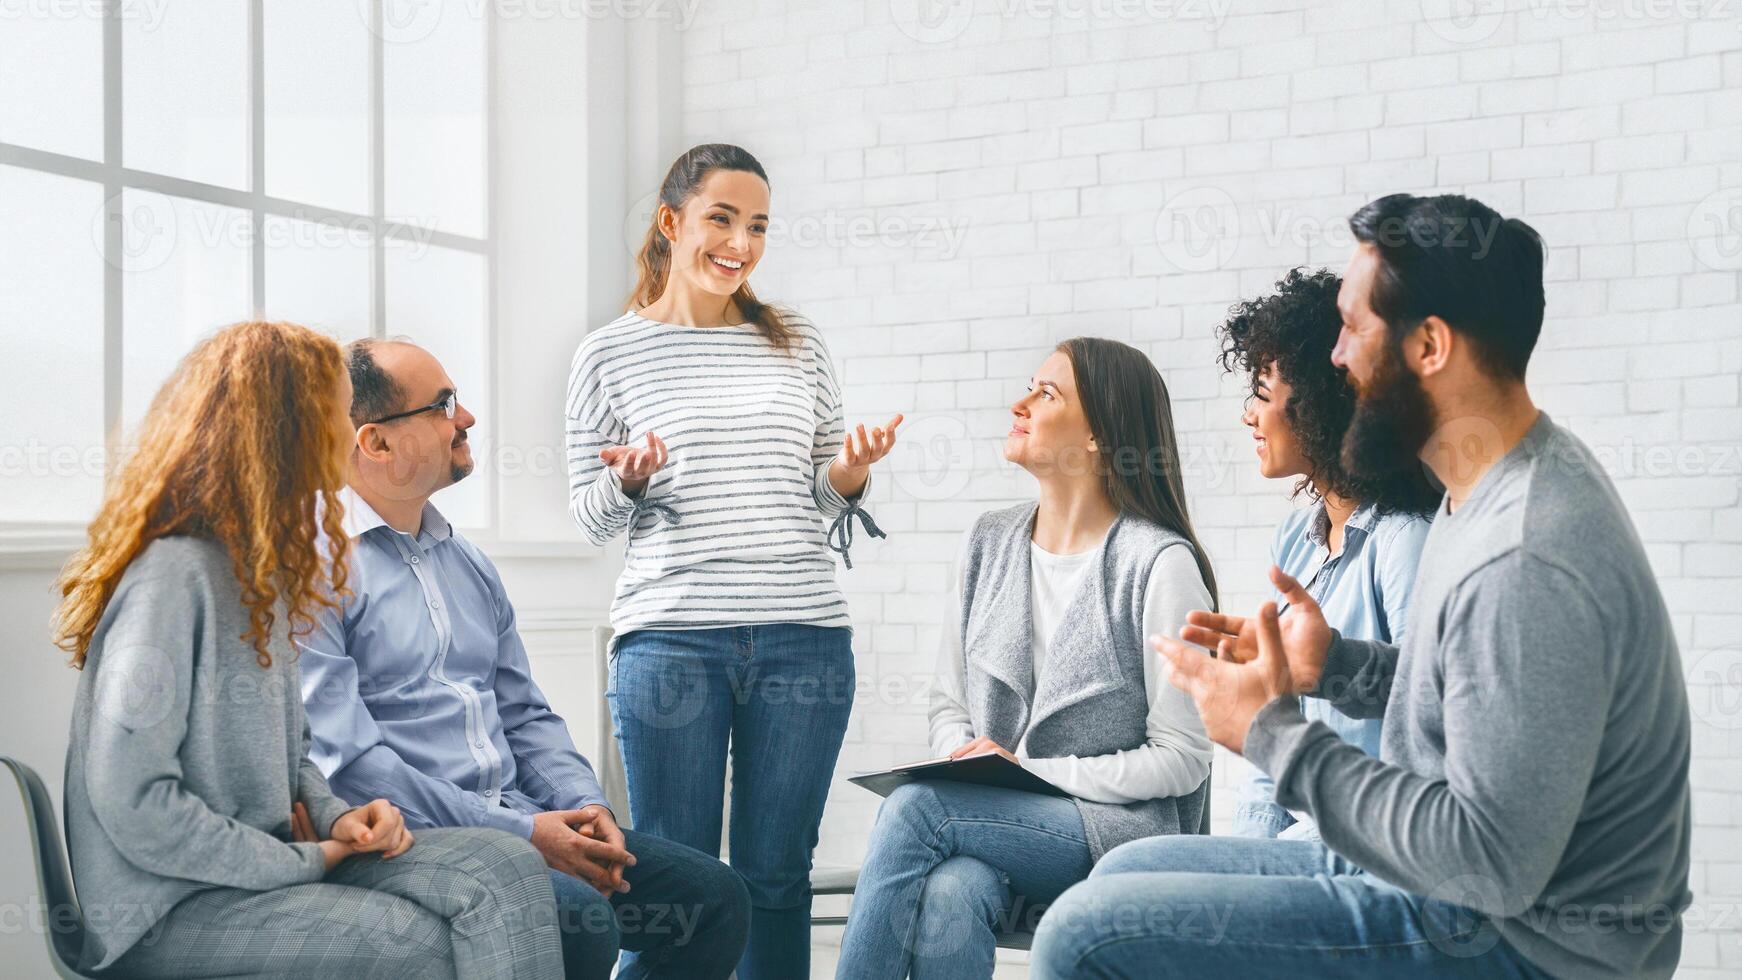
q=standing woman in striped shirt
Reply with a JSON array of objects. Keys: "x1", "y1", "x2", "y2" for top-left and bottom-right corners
[{"x1": 566, "y1": 143, "x2": 903, "y2": 979}]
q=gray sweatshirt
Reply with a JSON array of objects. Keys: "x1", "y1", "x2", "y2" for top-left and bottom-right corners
[
  {"x1": 63, "y1": 537, "x2": 354, "y2": 971},
  {"x1": 1246, "y1": 412, "x2": 1692, "y2": 979}
]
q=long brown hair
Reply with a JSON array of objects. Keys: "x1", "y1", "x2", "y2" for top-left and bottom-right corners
[
  {"x1": 53, "y1": 321, "x2": 353, "y2": 668},
  {"x1": 629, "y1": 143, "x2": 800, "y2": 352},
  {"x1": 1059, "y1": 337, "x2": 1219, "y2": 610}
]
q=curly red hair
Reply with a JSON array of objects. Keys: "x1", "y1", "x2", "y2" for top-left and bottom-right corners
[{"x1": 53, "y1": 320, "x2": 353, "y2": 668}]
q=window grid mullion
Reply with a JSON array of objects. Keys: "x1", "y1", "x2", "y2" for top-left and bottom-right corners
[
  {"x1": 484, "y1": 2, "x2": 498, "y2": 534},
  {"x1": 101, "y1": 0, "x2": 122, "y2": 456},
  {"x1": 3, "y1": 1, "x2": 494, "y2": 533},
  {"x1": 370, "y1": 0, "x2": 386, "y2": 341},
  {"x1": 249, "y1": 0, "x2": 266, "y2": 317}
]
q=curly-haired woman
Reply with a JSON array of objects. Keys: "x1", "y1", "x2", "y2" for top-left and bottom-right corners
[
  {"x1": 1217, "y1": 268, "x2": 1441, "y2": 841},
  {"x1": 54, "y1": 321, "x2": 562, "y2": 979}
]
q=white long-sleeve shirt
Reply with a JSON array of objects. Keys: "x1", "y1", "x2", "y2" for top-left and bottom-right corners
[{"x1": 928, "y1": 526, "x2": 1214, "y2": 804}]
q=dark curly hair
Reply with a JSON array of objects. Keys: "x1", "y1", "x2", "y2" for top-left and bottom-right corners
[{"x1": 1216, "y1": 267, "x2": 1440, "y2": 516}]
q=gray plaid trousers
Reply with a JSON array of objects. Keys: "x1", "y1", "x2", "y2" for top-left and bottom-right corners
[{"x1": 111, "y1": 827, "x2": 563, "y2": 979}]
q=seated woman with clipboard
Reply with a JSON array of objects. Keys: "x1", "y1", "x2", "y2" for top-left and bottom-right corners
[{"x1": 835, "y1": 338, "x2": 1218, "y2": 980}]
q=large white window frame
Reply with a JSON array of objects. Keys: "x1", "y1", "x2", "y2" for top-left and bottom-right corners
[{"x1": 0, "y1": 0, "x2": 498, "y2": 556}]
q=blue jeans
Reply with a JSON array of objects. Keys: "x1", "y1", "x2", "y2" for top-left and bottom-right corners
[
  {"x1": 546, "y1": 826, "x2": 749, "y2": 979},
  {"x1": 836, "y1": 781, "x2": 1094, "y2": 979},
  {"x1": 609, "y1": 624, "x2": 855, "y2": 980},
  {"x1": 1030, "y1": 836, "x2": 1551, "y2": 978}
]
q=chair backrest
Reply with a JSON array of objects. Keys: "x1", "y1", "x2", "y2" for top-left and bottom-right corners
[
  {"x1": 589, "y1": 626, "x2": 631, "y2": 818},
  {"x1": 2, "y1": 756, "x2": 91, "y2": 978},
  {"x1": 1199, "y1": 763, "x2": 1213, "y2": 834}
]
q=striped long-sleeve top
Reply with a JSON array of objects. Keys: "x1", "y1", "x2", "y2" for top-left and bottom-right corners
[{"x1": 565, "y1": 311, "x2": 876, "y2": 636}]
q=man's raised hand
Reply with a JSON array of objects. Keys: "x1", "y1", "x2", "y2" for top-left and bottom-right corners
[
  {"x1": 1152, "y1": 602, "x2": 1296, "y2": 755},
  {"x1": 1177, "y1": 566, "x2": 1333, "y2": 694}
]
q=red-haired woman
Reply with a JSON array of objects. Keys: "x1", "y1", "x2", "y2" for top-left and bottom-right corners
[{"x1": 55, "y1": 321, "x2": 562, "y2": 979}]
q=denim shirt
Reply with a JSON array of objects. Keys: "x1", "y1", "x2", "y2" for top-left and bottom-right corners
[
  {"x1": 1231, "y1": 499, "x2": 1431, "y2": 840},
  {"x1": 298, "y1": 491, "x2": 607, "y2": 840}
]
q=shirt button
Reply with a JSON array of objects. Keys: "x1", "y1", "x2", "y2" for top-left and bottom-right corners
[
  {"x1": 483, "y1": 789, "x2": 495, "y2": 798},
  {"x1": 409, "y1": 555, "x2": 420, "y2": 564},
  {"x1": 474, "y1": 739, "x2": 485, "y2": 748},
  {"x1": 429, "y1": 599, "x2": 441, "y2": 610}
]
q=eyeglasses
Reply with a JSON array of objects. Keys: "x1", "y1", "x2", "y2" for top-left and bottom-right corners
[{"x1": 367, "y1": 391, "x2": 458, "y2": 426}]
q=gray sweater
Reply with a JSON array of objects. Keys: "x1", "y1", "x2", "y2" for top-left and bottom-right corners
[
  {"x1": 1246, "y1": 412, "x2": 1692, "y2": 979},
  {"x1": 63, "y1": 537, "x2": 354, "y2": 971}
]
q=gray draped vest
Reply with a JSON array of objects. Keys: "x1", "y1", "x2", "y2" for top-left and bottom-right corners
[{"x1": 957, "y1": 502, "x2": 1209, "y2": 860}]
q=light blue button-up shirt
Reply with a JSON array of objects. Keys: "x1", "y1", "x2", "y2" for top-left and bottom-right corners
[
  {"x1": 1232, "y1": 499, "x2": 1431, "y2": 840},
  {"x1": 298, "y1": 491, "x2": 607, "y2": 839}
]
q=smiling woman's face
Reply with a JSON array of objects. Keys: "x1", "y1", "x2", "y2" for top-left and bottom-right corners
[
  {"x1": 1241, "y1": 362, "x2": 1309, "y2": 480},
  {"x1": 1006, "y1": 350, "x2": 1097, "y2": 476},
  {"x1": 662, "y1": 168, "x2": 770, "y2": 299}
]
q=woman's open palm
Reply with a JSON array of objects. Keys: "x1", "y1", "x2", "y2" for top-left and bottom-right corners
[
  {"x1": 841, "y1": 414, "x2": 903, "y2": 469},
  {"x1": 600, "y1": 432, "x2": 668, "y2": 493}
]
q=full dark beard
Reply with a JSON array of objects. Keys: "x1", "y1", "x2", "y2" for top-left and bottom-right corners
[{"x1": 1341, "y1": 341, "x2": 1436, "y2": 484}]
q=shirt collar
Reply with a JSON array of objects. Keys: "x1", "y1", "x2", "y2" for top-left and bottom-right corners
[
  {"x1": 1305, "y1": 498, "x2": 1380, "y2": 549},
  {"x1": 1344, "y1": 500, "x2": 1381, "y2": 535},
  {"x1": 338, "y1": 487, "x2": 453, "y2": 543}
]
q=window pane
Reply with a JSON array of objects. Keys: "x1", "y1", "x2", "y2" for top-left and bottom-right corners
[
  {"x1": 264, "y1": 0, "x2": 370, "y2": 213},
  {"x1": 385, "y1": 240, "x2": 488, "y2": 529},
  {"x1": 263, "y1": 214, "x2": 371, "y2": 341},
  {"x1": 0, "y1": 166, "x2": 104, "y2": 522},
  {"x1": 120, "y1": 191, "x2": 253, "y2": 434},
  {"x1": 385, "y1": 1, "x2": 486, "y2": 238},
  {"x1": 123, "y1": 4, "x2": 249, "y2": 188},
  {"x1": 0, "y1": 4, "x2": 102, "y2": 159}
]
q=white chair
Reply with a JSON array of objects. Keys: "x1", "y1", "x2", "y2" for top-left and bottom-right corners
[{"x1": 3, "y1": 756, "x2": 101, "y2": 979}]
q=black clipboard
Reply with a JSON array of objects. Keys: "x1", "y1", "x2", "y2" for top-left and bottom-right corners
[{"x1": 848, "y1": 751, "x2": 1068, "y2": 799}]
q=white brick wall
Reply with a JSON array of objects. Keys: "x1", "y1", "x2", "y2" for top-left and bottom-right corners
[{"x1": 675, "y1": 1, "x2": 1742, "y2": 973}]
